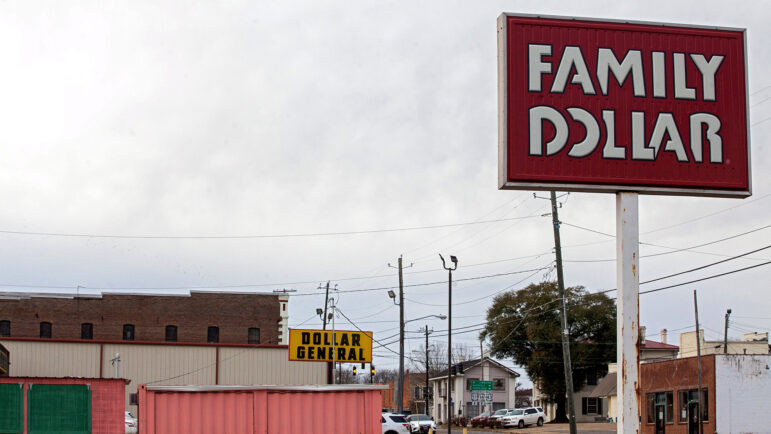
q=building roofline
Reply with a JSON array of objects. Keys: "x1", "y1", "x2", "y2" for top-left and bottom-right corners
[
  {"x1": 0, "y1": 290, "x2": 281, "y2": 300},
  {"x1": 0, "y1": 376, "x2": 132, "y2": 385},
  {"x1": 0, "y1": 337, "x2": 288, "y2": 349},
  {"x1": 142, "y1": 384, "x2": 389, "y2": 392},
  {"x1": 428, "y1": 356, "x2": 520, "y2": 381}
]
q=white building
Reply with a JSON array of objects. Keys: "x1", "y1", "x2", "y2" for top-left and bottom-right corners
[
  {"x1": 429, "y1": 357, "x2": 519, "y2": 424},
  {"x1": 679, "y1": 330, "x2": 769, "y2": 358}
]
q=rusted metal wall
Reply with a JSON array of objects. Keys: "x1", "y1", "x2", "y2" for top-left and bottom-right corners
[
  {"x1": 139, "y1": 385, "x2": 387, "y2": 434},
  {"x1": 0, "y1": 377, "x2": 126, "y2": 434}
]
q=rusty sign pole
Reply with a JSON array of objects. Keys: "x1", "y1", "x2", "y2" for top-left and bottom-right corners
[{"x1": 616, "y1": 192, "x2": 640, "y2": 434}]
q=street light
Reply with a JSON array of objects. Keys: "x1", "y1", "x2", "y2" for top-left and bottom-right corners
[
  {"x1": 388, "y1": 290, "x2": 398, "y2": 303},
  {"x1": 439, "y1": 254, "x2": 458, "y2": 434},
  {"x1": 405, "y1": 314, "x2": 447, "y2": 324}
]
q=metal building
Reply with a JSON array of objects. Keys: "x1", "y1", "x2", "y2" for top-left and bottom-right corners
[{"x1": 0, "y1": 338, "x2": 326, "y2": 413}]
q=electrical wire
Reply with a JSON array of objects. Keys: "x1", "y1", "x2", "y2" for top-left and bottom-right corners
[
  {"x1": 0, "y1": 213, "x2": 543, "y2": 240},
  {"x1": 563, "y1": 222, "x2": 771, "y2": 263}
]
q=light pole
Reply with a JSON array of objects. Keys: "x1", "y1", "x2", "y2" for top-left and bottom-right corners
[{"x1": 440, "y1": 254, "x2": 457, "y2": 433}]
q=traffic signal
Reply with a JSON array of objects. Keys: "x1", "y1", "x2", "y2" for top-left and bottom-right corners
[
  {"x1": 370, "y1": 365, "x2": 376, "y2": 376},
  {"x1": 353, "y1": 366, "x2": 357, "y2": 376}
]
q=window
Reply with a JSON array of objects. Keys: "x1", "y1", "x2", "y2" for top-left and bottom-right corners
[
  {"x1": 123, "y1": 324, "x2": 135, "y2": 341},
  {"x1": 248, "y1": 328, "x2": 260, "y2": 344},
  {"x1": 586, "y1": 368, "x2": 598, "y2": 385},
  {"x1": 207, "y1": 326, "x2": 219, "y2": 343},
  {"x1": 582, "y1": 397, "x2": 600, "y2": 415},
  {"x1": 414, "y1": 386, "x2": 421, "y2": 399},
  {"x1": 465, "y1": 377, "x2": 479, "y2": 390},
  {"x1": 493, "y1": 378, "x2": 505, "y2": 391},
  {"x1": 646, "y1": 392, "x2": 673, "y2": 424},
  {"x1": 81, "y1": 323, "x2": 93, "y2": 340},
  {"x1": 40, "y1": 321, "x2": 53, "y2": 338},
  {"x1": 678, "y1": 389, "x2": 708, "y2": 423},
  {"x1": 492, "y1": 402, "x2": 506, "y2": 411},
  {"x1": 0, "y1": 320, "x2": 9, "y2": 337},
  {"x1": 165, "y1": 325, "x2": 178, "y2": 342},
  {"x1": 39, "y1": 322, "x2": 52, "y2": 338}
]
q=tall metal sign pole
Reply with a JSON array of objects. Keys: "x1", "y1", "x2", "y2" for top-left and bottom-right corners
[
  {"x1": 498, "y1": 13, "x2": 750, "y2": 432},
  {"x1": 616, "y1": 192, "x2": 640, "y2": 433}
]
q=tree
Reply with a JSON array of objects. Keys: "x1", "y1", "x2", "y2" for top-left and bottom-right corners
[
  {"x1": 481, "y1": 281, "x2": 615, "y2": 423},
  {"x1": 515, "y1": 383, "x2": 533, "y2": 408},
  {"x1": 372, "y1": 367, "x2": 398, "y2": 384}
]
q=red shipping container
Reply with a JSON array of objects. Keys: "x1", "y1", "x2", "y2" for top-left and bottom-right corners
[
  {"x1": 139, "y1": 384, "x2": 388, "y2": 434},
  {"x1": 0, "y1": 377, "x2": 128, "y2": 434}
]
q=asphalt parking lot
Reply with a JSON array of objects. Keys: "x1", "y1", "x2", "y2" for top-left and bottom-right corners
[{"x1": 434, "y1": 423, "x2": 616, "y2": 434}]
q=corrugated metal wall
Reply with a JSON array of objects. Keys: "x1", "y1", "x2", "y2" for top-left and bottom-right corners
[
  {"x1": 0, "y1": 340, "x2": 326, "y2": 412},
  {"x1": 218, "y1": 347, "x2": 323, "y2": 385},
  {"x1": 1, "y1": 341, "x2": 100, "y2": 377},
  {"x1": 0, "y1": 377, "x2": 125, "y2": 434},
  {"x1": 139, "y1": 386, "x2": 385, "y2": 434}
]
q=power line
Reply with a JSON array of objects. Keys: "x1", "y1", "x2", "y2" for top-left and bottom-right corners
[
  {"x1": 642, "y1": 192, "x2": 771, "y2": 235},
  {"x1": 405, "y1": 264, "x2": 552, "y2": 307},
  {"x1": 564, "y1": 222, "x2": 771, "y2": 263},
  {"x1": 291, "y1": 266, "x2": 554, "y2": 297},
  {"x1": 0, "y1": 213, "x2": 543, "y2": 240}
]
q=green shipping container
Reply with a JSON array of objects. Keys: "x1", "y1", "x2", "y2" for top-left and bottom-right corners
[
  {"x1": 27, "y1": 384, "x2": 91, "y2": 434},
  {"x1": 0, "y1": 383, "x2": 23, "y2": 434}
]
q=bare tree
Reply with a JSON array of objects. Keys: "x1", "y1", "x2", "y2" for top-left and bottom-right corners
[
  {"x1": 373, "y1": 367, "x2": 398, "y2": 384},
  {"x1": 410, "y1": 342, "x2": 480, "y2": 376},
  {"x1": 515, "y1": 382, "x2": 533, "y2": 407},
  {"x1": 452, "y1": 343, "x2": 475, "y2": 363}
]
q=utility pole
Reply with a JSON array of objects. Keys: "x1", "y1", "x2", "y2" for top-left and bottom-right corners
[
  {"x1": 421, "y1": 326, "x2": 434, "y2": 416},
  {"x1": 330, "y1": 296, "x2": 337, "y2": 385},
  {"x1": 388, "y1": 256, "x2": 412, "y2": 414},
  {"x1": 694, "y1": 291, "x2": 703, "y2": 434},
  {"x1": 321, "y1": 281, "x2": 332, "y2": 384},
  {"x1": 724, "y1": 308, "x2": 732, "y2": 354},
  {"x1": 550, "y1": 191, "x2": 577, "y2": 434}
]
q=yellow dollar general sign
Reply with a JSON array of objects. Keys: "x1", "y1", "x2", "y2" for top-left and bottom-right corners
[{"x1": 288, "y1": 329, "x2": 373, "y2": 363}]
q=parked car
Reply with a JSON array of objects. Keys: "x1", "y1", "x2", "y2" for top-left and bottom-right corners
[
  {"x1": 382, "y1": 412, "x2": 411, "y2": 434},
  {"x1": 486, "y1": 408, "x2": 510, "y2": 427},
  {"x1": 405, "y1": 414, "x2": 436, "y2": 433},
  {"x1": 124, "y1": 411, "x2": 137, "y2": 434},
  {"x1": 501, "y1": 407, "x2": 545, "y2": 428},
  {"x1": 470, "y1": 411, "x2": 491, "y2": 427}
]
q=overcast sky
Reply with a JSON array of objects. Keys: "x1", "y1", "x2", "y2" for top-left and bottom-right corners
[{"x1": 1, "y1": 0, "x2": 770, "y2": 384}]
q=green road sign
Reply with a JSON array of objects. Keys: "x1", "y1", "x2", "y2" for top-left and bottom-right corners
[{"x1": 470, "y1": 380, "x2": 493, "y2": 391}]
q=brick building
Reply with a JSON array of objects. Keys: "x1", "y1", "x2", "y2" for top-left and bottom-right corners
[
  {"x1": 0, "y1": 291, "x2": 289, "y2": 345},
  {"x1": 640, "y1": 354, "x2": 771, "y2": 433}
]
